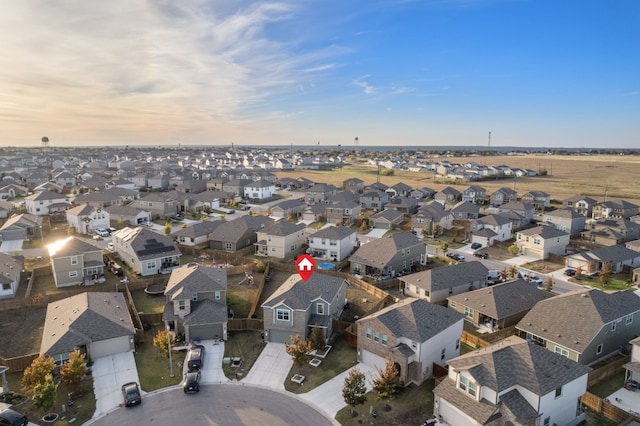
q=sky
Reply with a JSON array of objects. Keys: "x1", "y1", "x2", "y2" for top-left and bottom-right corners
[{"x1": 1, "y1": 0, "x2": 638, "y2": 148}]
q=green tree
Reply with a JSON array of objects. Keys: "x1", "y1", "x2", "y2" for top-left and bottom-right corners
[
  {"x1": 433, "y1": 223, "x2": 441, "y2": 237},
  {"x1": 32, "y1": 373, "x2": 58, "y2": 413},
  {"x1": 153, "y1": 329, "x2": 175, "y2": 358},
  {"x1": 440, "y1": 242, "x2": 449, "y2": 256},
  {"x1": 255, "y1": 261, "x2": 266, "y2": 273},
  {"x1": 342, "y1": 368, "x2": 367, "y2": 416},
  {"x1": 310, "y1": 325, "x2": 325, "y2": 351},
  {"x1": 508, "y1": 244, "x2": 520, "y2": 256},
  {"x1": 508, "y1": 266, "x2": 518, "y2": 279},
  {"x1": 544, "y1": 276, "x2": 553, "y2": 292},
  {"x1": 285, "y1": 334, "x2": 313, "y2": 367},
  {"x1": 164, "y1": 223, "x2": 172, "y2": 235},
  {"x1": 21, "y1": 355, "x2": 55, "y2": 394},
  {"x1": 599, "y1": 262, "x2": 612, "y2": 287},
  {"x1": 60, "y1": 349, "x2": 88, "y2": 390},
  {"x1": 371, "y1": 359, "x2": 402, "y2": 403}
]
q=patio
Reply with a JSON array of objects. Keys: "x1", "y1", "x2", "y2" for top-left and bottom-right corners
[{"x1": 607, "y1": 387, "x2": 640, "y2": 418}]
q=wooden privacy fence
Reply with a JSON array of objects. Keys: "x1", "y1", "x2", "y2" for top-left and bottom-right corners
[
  {"x1": 460, "y1": 330, "x2": 490, "y2": 349},
  {"x1": 587, "y1": 355, "x2": 630, "y2": 387},
  {"x1": 0, "y1": 353, "x2": 39, "y2": 372},
  {"x1": 228, "y1": 318, "x2": 263, "y2": 331},
  {"x1": 581, "y1": 391, "x2": 636, "y2": 424}
]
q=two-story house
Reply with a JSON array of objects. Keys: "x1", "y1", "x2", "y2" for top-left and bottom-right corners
[
  {"x1": 515, "y1": 225, "x2": 570, "y2": 260},
  {"x1": 359, "y1": 189, "x2": 389, "y2": 211},
  {"x1": 343, "y1": 177, "x2": 364, "y2": 193},
  {"x1": 434, "y1": 336, "x2": 591, "y2": 426},
  {"x1": 308, "y1": 225, "x2": 357, "y2": 261},
  {"x1": 563, "y1": 195, "x2": 598, "y2": 217},
  {"x1": 517, "y1": 288, "x2": 640, "y2": 365},
  {"x1": 357, "y1": 298, "x2": 465, "y2": 386},
  {"x1": 593, "y1": 199, "x2": 640, "y2": 220},
  {"x1": 163, "y1": 263, "x2": 228, "y2": 342},
  {"x1": 411, "y1": 202, "x2": 454, "y2": 236},
  {"x1": 270, "y1": 199, "x2": 307, "y2": 219},
  {"x1": 349, "y1": 232, "x2": 427, "y2": 278},
  {"x1": 261, "y1": 273, "x2": 347, "y2": 343},
  {"x1": 48, "y1": 237, "x2": 104, "y2": 287},
  {"x1": 255, "y1": 221, "x2": 306, "y2": 259},
  {"x1": 128, "y1": 193, "x2": 179, "y2": 219},
  {"x1": 24, "y1": 190, "x2": 71, "y2": 218},
  {"x1": 497, "y1": 201, "x2": 535, "y2": 224},
  {"x1": 305, "y1": 183, "x2": 338, "y2": 205},
  {"x1": 489, "y1": 187, "x2": 518, "y2": 206},
  {"x1": 111, "y1": 227, "x2": 181, "y2": 276},
  {"x1": 209, "y1": 215, "x2": 273, "y2": 252},
  {"x1": 434, "y1": 186, "x2": 461, "y2": 206},
  {"x1": 0, "y1": 253, "x2": 23, "y2": 299},
  {"x1": 543, "y1": 208, "x2": 586, "y2": 236},
  {"x1": 521, "y1": 190, "x2": 551, "y2": 211},
  {"x1": 471, "y1": 213, "x2": 512, "y2": 246},
  {"x1": 399, "y1": 261, "x2": 489, "y2": 304},
  {"x1": 461, "y1": 185, "x2": 487, "y2": 204},
  {"x1": 66, "y1": 203, "x2": 110, "y2": 235},
  {"x1": 244, "y1": 179, "x2": 275, "y2": 201},
  {"x1": 325, "y1": 200, "x2": 361, "y2": 226},
  {"x1": 450, "y1": 200, "x2": 480, "y2": 220}
]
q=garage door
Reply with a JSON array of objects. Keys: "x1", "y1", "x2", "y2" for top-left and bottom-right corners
[
  {"x1": 267, "y1": 329, "x2": 295, "y2": 344},
  {"x1": 89, "y1": 336, "x2": 132, "y2": 359},
  {"x1": 189, "y1": 324, "x2": 223, "y2": 341},
  {"x1": 361, "y1": 349, "x2": 386, "y2": 370}
]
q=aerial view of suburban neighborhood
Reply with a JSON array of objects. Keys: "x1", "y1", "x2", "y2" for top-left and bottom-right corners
[{"x1": 1, "y1": 144, "x2": 640, "y2": 426}]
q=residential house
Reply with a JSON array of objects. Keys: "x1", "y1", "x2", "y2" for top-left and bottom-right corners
[
  {"x1": 261, "y1": 273, "x2": 347, "y2": 343},
  {"x1": 308, "y1": 226, "x2": 357, "y2": 261},
  {"x1": 399, "y1": 261, "x2": 489, "y2": 304},
  {"x1": 387, "y1": 196, "x2": 419, "y2": 216},
  {"x1": 434, "y1": 336, "x2": 591, "y2": 426},
  {"x1": 411, "y1": 202, "x2": 454, "y2": 236},
  {"x1": 209, "y1": 215, "x2": 273, "y2": 252},
  {"x1": 593, "y1": 199, "x2": 640, "y2": 220},
  {"x1": 563, "y1": 195, "x2": 598, "y2": 217},
  {"x1": 52, "y1": 171, "x2": 76, "y2": 188},
  {"x1": 0, "y1": 201, "x2": 11, "y2": 220},
  {"x1": 305, "y1": 183, "x2": 338, "y2": 205},
  {"x1": 489, "y1": 187, "x2": 518, "y2": 206},
  {"x1": 24, "y1": 190, "x2": 71, "y2": 218},
  {"x1": 471, "y1": 214, "x2": 512, "y2": 246},
  {"x1": 128, "y1": 193, "x2": 179, "y2": 219},
  {"x1": 147, "y1": 173, "x2": 170, "y2": 190},
  {"x1": 564, "y1": 245, "x2": 640, "y2": 275},
  {"x1": 73, "y1": 187, "x2": 139, "y2": 208},
  {"x1": 360, "y1": 190, "x2": 388, "y2": 211},
  {"x1": 515, "y1": 225, "x2": 570, "y2": 260},
  {"x1": 450, "y1": 201, "x2": 480, "y2": 220},
  {"x1": 370, "y1": 209, "x2": 405, "y2": 230},
  {"x1": 543, "y1": 208, "x2": 586, "y2": 236},
  {"x1": 0, "y1": 213, "x2": 42, "y2": 242},
  {"x1": 111, "y1": 227, "x2": 181, "y2": 276},
  {"x1": 434, "y1": 186, "x2": 461, "y2": 206},
  {"x1": 163, "y1": 263, "x2": 228, "y2": 342},
  {"x1": 40, "y1": 292, "x2": 136, "y2": 364},
  {"x1": 461, "y1": 185, "x2": 487, "y2": 204},
  {"x1": 224, "y1": 178, "x2": 253, "y2": 196},
  {"x1": 581, "y1": 218, "x2": 640, "y2": 246},
  {"x1": 270, "y1": 199, "x2": 306, "y2": 219},
  {"x1": 244, "y1": 179, "x2": 275, "y2": 201},
  {"x1": 66, "y1": 203, "x2": 110, "y2": 235},
  {"x1": 386, "y1": 182, "x2": 413, "y2": 198},
  {"x1": 357, "y1": 298, "x2": 465, "y2": 385},
  {"x1": 301, "y1": 203, "x2": 326, "y2": 223},
  {"x1": 447, "y1": 279, "x2": 553, "y2": 330},
  {"x1": 343, "y1": 177, "x2": 364, "y2": 193},
  {"x1": 410, "y1": 187, "x2": 435, "y2": 200},
  {"x1": 0, "y1": 253, "x2": 23, "y2": 299},
  {"x1": 176, "y1": 179, "x2": 207, "y2": 194},
  {"x1": 350, "y1": 232, "x2": 427, "y2": 278},
  {"x1": 497, "y1": 201, "x2": 535, "y2": 224},
  {"x1": 521, "y1": 190, "x2": 551, "y2": 210},
  {"x1": 48, "y1": 237, "x2": 104, "y2": 287},
  {"x1": 0, "y1": 183, "x2": 28, "y2": 200},
  {"x1": 104, "y1": 205, "x2": 151, "y2": 227},
  {"x1": 517, "y1": 288, "x2": 640, "y2": 365},
  {"x1": 624, "y1": 336, "x2": 640, "y2": 384},
  {"x1": 173, "y1": 220, "x2": 223, "y2": 247},
  {"x1": 325, "y1": 200, "x2": 361, "y2": 226},
  {"x1": 255, "y1": 221, "x2": 306, "y2": 259}
]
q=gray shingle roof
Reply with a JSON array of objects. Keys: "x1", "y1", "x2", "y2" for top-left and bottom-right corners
[
  {"x1": 400, "y1": 261, "x2": 489, "y2": 291},
  {"x1": 172, "y1": 220, "x2": 223, "y2": 238},
  {"x1": 517, "y1": 225, "x2": 568, "y2": 239},
  {"x1": 165, "y1": 264, "x2": 227, "y2": 301},
  {"x1": 349, "y1": 232, "x2": 425, "y2": 268},
  {"x1": 517, "y1": 288, "x2": 640, "y2": 353},
  {"x1": 447, "y1": 279, "x2": 553, "y2": 320},
  {"x1": 114, "y1": 227, "x2": 181, "y2": 261},
  {"x1": 183, "y1": 299, "x2": 228, "y2": 326},
  {"x1": 356, "y1": 298, "x2": 464, "y2": 342},
  {"x1": 48, "y1": 237, "x2": 102, "y2": 258},
  {"x1": 209, "y1": 215, "x2": 273, "y2": 244},
  {"x1": 260, "y1": 220, "x2": 306, "y2": 237},
  {"x1": 310, "y1": 225, "x2": 355, "y2": 240},
  {"x1": 262, "y1": 273, "x2": 346, "y2": 310}
]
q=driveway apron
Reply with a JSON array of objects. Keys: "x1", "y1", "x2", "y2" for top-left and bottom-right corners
[
  {"x1": 242, "y1": 343, "x2": 292, "y2": 391},
  {"x1": 92, "y1": 351, "x2": 140, "y2": 418}
]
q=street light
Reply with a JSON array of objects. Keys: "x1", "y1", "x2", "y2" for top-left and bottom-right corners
[{"x1": 167, "y1": 325, "x2": 174, "y2": 378}]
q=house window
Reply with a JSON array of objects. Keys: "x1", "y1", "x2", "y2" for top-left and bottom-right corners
[
  {"x1": 456, "y1": 338, "x2": 460, "y2": 350},
  {"x1": 411, "y1": 341, "x2": 417, "y2": 350},
  {"x1": 468, "y1": 381, "x2": 477, "y2": 397},
  {"x1": 596, "y1": 344, "x2": 603, "y2": 355},
  {"x1": 555, "y1": 386, "x2": 562, "y2": 398},
  {"x1": 441, "y1": 348, "x2": 446, "y2": 360},
  {"x1": 416, "y1": 288, "x2": 421, "y2": 296},
  {"x1": 192, "y1": 294, "x2": 198, "y2": 302},
  {"x1": 329, "y1": 240, "x2": 337, "y2": 246},
  {"x1": 321, "y1": 239, "x2": 326, "y2": 245},
  {"x1": 612, "y1": 322, "x2": 617, "y2": 331},
  {"x1": 267, "y1": 236, "x2": 272, "y2": 242},
  {"x1": 69, "y1": 271, "x2": 78, "y2": 278},
  {"x1": 626, "y1": 315, "x2": 633, "y2": 325},
  {"x1": 276, "y1": 309, "x2": 290, "y2": 322},
  {"x1": 543, "y1": 417, "x2": 550, "y2": 426},
  {"x1": 215, "y1": 291, "x2": 221, "y2": 300},
  {"x1": 147, "y1": 260, "x2": 157, "y2": 271},
  {"x1": 450, "y1": 301, "x2": 457, "y2": 308},
  {"x1": 290, "y1": 244, "x2": 297, "y2": 252},
  {"x1": 533, "y1": 238, "x2": 540, "y2": 245},
  {"x1": 316, "y1": 303, "x2": 324, "y2": 315},
  {"x1": 366, "y1": 328, "x2": 372, "y2": 339},
  {"x1": 464, "y1": 307, "x2": 473, "y2": 318},
  {"x1": 2, "y1": 283, "x2": 10, "y2": 291},
  {"x1": 178, "y1": 300, "x2": 186, "y2": 310},
  {"x1": 381, "y1": 334, "x2": 388, "y2": 346},
  {"x1": 458, "y1": 375, "x2": 476, "y2": 397},
  {"x1": 554, "y1": 346, "x2": 569, "y2": 358},
  {"x1": 448, "y1": 287, "x2": 453, "y2": 295},
  {"x1": 225, "y1": 243, "x2": 233, "y2": 250},
  {"x1": 70, "y1": 256, "x2": 78, "y2": 265},
  {"x1": 373, "y1": 331, "x2": 379, "y2": 342}
]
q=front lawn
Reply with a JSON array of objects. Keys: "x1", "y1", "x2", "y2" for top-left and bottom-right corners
[
  {"x1": 284, "y1": 336, "x2": 357, "y2": 394},
  {"x1": 335, "y1": 379, "x2": 435, "y2": 426},
  {"x1": 134, "y1": 325, "x2": 183, "y2": 391},
  {"x1": 223, "y1": 331, "x2": 265, "y2": 381},
  {"x1": 572, "y1": 273, "x2": 634, "y2": 291}
]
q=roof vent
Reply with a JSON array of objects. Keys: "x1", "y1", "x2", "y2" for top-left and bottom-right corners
[
  {"x1": 542, "y1": 328, "x2": 547, "y2": 332},
  {"x1": 528, "y1": 323, "x2": 532, "y2": 326}
]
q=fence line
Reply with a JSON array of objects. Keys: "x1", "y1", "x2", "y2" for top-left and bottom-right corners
[
  {"x1": 581, "y1": 391, "x2": 635, "y2": 424},
  {"x1": 0, "y1": 353, "x2": 39, "y2": 372}
]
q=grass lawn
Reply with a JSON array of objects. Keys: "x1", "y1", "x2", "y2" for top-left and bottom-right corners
[
  {"x1": 226, "y1": 273, "x2": 260, "y2": 319},
  {"x1": 335, "y1": 379, "x2": 435, "y2": 426},
  {"x1": 223, "y1": 331, "x2": 266, "y2": 381},
  {"x1": 284, "y1": 336, "x2": 357, "y2": 394},
  {"x1": 341, "y1": 287, "x2": 384, "y2": 322},
  {"x1": 130, "y1": 289, "x2": 165, "y2": 313},
  {"x1": 588, "y1": 369, "x2": 625, "y2": 398},
  {"x1": 4, "y1": 371, "x2": 96, "y2": 425},
  {"x1": 520, "y1": 259, "x2": 565, "y2": 274},
  {"x1": 572, "y1": 273, "x2": 635, "y2": 291},
  {"x1": 134, "y1": 325, "x2": 183, "y2": 391}
]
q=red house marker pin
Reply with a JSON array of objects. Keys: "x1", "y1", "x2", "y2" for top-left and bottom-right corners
[{"x1": 295, "y1": 254, "x2": 316, "y2": 282}]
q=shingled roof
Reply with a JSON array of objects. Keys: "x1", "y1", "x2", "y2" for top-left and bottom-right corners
[
  {"x1": 165, "y1": 263, "x2": 227, "y2": 301},
  {"x1": 349, "y1": 232, "x2": 425, "y2": 268},
  {"x1": 400, "y1": 261, "x2": 489, "y2": 292},
  {"x1": 262, "y1": 273, "x2": 346, "y2": 310}
]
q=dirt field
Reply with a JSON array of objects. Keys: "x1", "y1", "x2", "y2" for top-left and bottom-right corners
[
  {"x1": 0, "y1": 306, "x2": 46, "y2": 358},
  {"x1": 275, "y1": 154, "x2": 640, "y2": 204}
]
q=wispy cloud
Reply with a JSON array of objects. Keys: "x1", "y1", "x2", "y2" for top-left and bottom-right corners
[{"x1": 353, "y1": 76, "x2": 377, "y2": 94}]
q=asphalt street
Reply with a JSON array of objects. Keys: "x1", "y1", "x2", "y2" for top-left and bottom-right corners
[{"x1": 88, "y1": 383, "x2": 336, "y2": 426}]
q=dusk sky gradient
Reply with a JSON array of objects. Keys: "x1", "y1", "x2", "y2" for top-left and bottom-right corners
[{"x1": 1, "y1": 0, "x2": 638, "y2": 148}]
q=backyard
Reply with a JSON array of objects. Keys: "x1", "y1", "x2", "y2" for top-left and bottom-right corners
[{"x1": 0, "y1": 306, "x2": 46, "y2": 358}]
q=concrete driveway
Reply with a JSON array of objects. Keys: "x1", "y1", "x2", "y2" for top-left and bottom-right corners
[
  {"x1": 0, "y1": 239, "x2": 23, "y2": 252},
  {"x1": 243, "y1": 343, "x2": 292, "y2": 390},
  {"x1": 91, "y1": 351, "x2": 141, "y2": 418},
  {"x1": 180, "y1": 339, "x2": 228, "y2": 385}
]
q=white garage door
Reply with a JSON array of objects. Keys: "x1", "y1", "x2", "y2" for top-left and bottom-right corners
[
  {"x1": 89, "y1": 335, "x2": 132, "y2": 359},
  {"x1": 361, "y1": 349, "x2": 386, "y2": 370}
]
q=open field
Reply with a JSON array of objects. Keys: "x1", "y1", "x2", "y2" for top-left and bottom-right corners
[{"x1": 275, "y1": 155, "x2": 640, "y2": 204}]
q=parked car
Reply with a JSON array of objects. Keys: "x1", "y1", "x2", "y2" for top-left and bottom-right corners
[
  {"x1": 186, "y1": 344, "x2": 205, "y2": 371},
  {"x1": 121, "y1": 382, "x2": 142, "y2": 407},
  {"x1": 183, "y1": 370, "x2": 201, "y2": 393},
  {"x1": 107, "y1": 242, "x2": 114, "y2": 252},
  {"x1": 473, "y1": 252, "x2": 488, "y2": 259},
  {"x1": 564, "y1": 268, "x2": 577, "y2": 277},
  {"x1": 470, "y1": 242, "x2": 482, "y2": 250},
  {"x1": 0, "y1": 408, "x2": 28, "y2": 426},
  {"x1": 95, "y1": 228, "x2": 110, "y2": 237}
]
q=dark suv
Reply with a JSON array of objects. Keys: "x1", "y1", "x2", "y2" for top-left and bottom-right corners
[
  {"x1": 0, "y1": 409, "x2": 28, "y2": 426},
  {"x1": 121, "y1": 382, "x2": 142, "y2": 407},
  {"x1": 183, "y1": 370, "x2": 201, "y2": 393},
  {"x1": 187, "y1": 344, "x2": 205, "y2": 371}
]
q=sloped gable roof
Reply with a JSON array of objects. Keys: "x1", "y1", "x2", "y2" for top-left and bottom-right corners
[{"x1": 262, "y1": 273, "x2": 346, "y2": 310}]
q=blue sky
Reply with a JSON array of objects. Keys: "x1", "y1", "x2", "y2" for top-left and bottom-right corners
[{"x1": 1, "y1": 0, "x2": 638, "y2": 148}]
